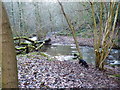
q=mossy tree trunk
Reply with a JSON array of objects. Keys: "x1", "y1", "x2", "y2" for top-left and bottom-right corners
[{"x1": 1, "y1": 2, "x2": 18, "y2": 88}]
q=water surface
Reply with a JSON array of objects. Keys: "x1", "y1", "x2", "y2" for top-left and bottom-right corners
[{"x1": 40, "y1": 43, "x2": 120, "y2": 65}]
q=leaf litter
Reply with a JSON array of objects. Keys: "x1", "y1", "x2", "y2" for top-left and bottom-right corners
[{"x1": 17, "y1": 53, "x2": 120, "y2": 88}]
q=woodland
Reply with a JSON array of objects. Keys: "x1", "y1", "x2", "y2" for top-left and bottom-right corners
[{"x1": 0, "y1": 0, "x2": 120, "y2": 88}]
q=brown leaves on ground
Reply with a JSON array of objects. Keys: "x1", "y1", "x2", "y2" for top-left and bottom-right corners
[
  {"x1": 51, "y1": 36, "x2": 94, "y2": 46},
  {"x1": 17, "y1": 54, "x2": 120, "y2": 88}
]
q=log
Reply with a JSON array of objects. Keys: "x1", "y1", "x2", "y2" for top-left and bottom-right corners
[
  {"x1": 15, "y1": 46, "x2": 26, "y2": 54},
  {"x1": 14, "y1": 37, "x2": 51, "y2": 54},
  {"x1": 35, "y1": 38, "x2": 51, "y2": 50},
  {"x1": 36, "y1": 38, "x2": 51, "y2": 45},
  {"x1": 14, "y1": 37, "x2": 35, "y2": 43}
]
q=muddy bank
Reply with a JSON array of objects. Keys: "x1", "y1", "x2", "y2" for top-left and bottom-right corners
[
  {"x1": 50, "y1": 36, "x2": 119, "y2": 49},
  {"x1": 17, "y1": 54, "x2": 120, "y2": 88},
  {"x1": 50, "y1": 36, "x2": 93, "y2": 46}
]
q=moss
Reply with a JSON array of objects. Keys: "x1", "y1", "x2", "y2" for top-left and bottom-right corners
[
  {"x1": 110, "y1": 74, "x2": 120, "y2": 78},
  {"x1": 29, "y1": 52, "x2": 38, "y2": 55},
  {"x1": 113, "y1": 74, "x2": 120, "y2": 77},
  {"x1": 17, "y1": 54, "x2": 27, "y2": 57}
]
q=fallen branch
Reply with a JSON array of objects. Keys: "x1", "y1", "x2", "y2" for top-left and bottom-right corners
[{"x1": 14, "y1": 37, "x2": 51, "y2": 54}]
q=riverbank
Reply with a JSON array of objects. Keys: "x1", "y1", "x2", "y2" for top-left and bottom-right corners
[
  {"x1": 17, "y1": 53, "x2": 120, "y2": 88},
  {"x1": 17, "y1": 35, "x2": 120, "y2": 88},
  {"x1": 50, "y1": 35, "x2": 119, "y2": 49}
]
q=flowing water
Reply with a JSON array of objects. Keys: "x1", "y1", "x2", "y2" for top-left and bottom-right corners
[{"x1": 40, "y1": 43, "x2": 120, "y2": 65}]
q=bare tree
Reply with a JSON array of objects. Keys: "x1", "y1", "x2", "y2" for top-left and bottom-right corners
[
  {"x1": 34, "y1": 2, "x2": 46, "y2": 40},
  {"x1": 11, "y1": 1, "x2": 18, "y2": 37},
  {"x1": 91, "y1": 2, "x2": 119, "y2": 70},
  {"x1": 58, "y1": 0, "x2": 83, "y2": 59}
]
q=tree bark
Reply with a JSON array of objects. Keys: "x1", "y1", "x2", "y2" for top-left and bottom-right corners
[
  {"x1": 58, "y1": 1, "x2": 83, "y2": 59},
  {"x1": 1, "y1": 3, "x2": 18, "y2": 88},
  {"x1": 0, "y1": 1, "x2": 2, "y2": 88},
  {"x1": 90, "y1": 2, "x2": 119, "y2": 70}
]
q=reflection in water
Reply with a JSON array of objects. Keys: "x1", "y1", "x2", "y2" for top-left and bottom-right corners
[{"x1": 40, "y1": 44, "x2": 119, "y2": 65}]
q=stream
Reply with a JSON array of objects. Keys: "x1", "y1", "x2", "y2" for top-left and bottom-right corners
[{"x1": 40, "y1": 43, "x2": 120, "y2": 66}]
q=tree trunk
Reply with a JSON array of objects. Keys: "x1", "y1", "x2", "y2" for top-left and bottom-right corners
[
  {"x1": 91, "y1": 2, "x2": 119, "y2": 70},
  {"x1": 58, "y1": 1, "x2": 83, "y2": 59},
  {"x1": 0, "y1": 1, "x2": 2, "y2": 88},
  {"x1": 1, "y1": 3, "x2": 18, "y2": 88}
]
